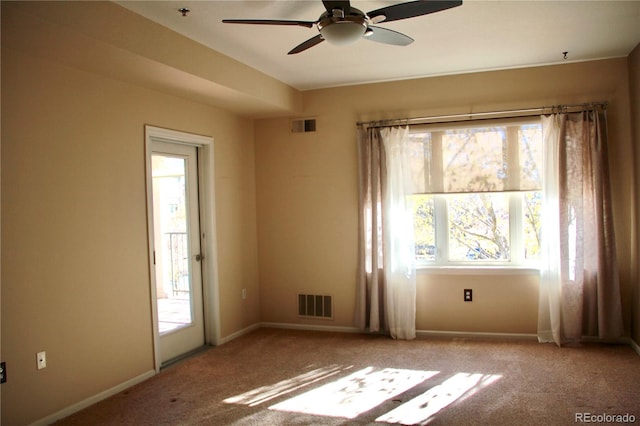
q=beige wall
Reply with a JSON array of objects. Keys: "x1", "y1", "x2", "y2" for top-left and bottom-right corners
[
  {"x1": 255, "y1": 58, "x2": 634, "y2": 335},
  {"x1": 1, "y1": 47, "x2": 259, "y2": 425},
  {"x1": 629, "y1": 43, "x2": 640, "y2": 346},
  {"x1": 2, "y1": 1, "x2": 302, "y2": 117},
  {"x1": 1, "y1": 2, "x2": 638, "y2": 424}
]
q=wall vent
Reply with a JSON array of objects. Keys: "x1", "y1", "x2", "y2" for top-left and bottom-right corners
[
  {"x1": 298, "y1": 294, "x2": 333, "y2": 319},
  {"x1": 291, "y1": 118, "x2": 317, "y2": 133}
]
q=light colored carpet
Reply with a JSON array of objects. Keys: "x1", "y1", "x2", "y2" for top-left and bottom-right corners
[{"x1": 57, "y1": 328, "x2": 640, "y2": 425}]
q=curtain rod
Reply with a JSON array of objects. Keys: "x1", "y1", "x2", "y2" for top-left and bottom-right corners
[{"x1": 356, "y1": 102, "x2": 607, "y2": 128}]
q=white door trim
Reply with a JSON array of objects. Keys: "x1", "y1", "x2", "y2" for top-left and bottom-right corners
[{"x1": 144, "y1": 125, "x2": 221, "y2": 372}]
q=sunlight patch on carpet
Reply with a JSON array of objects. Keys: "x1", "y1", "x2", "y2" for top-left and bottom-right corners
[
  {"x1": 376, "y1": 372, "x2": 502, "y2": 425},
  {"x1": 223, "y1": 365, "x2": 347, "y2": 407},
  {"x1": 268, "y1": 367, "x2": 438, "y2": 419}
]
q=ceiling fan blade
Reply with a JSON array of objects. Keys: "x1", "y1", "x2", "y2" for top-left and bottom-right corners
[
  {"x1": 322, "y1": 0, "x2": 351, "y2": 15},
  {"x1": 222, "y1": 19, "x2": 315, "y2": 28},
  {"x1": 364, "y1": 26, "x2": 414, "y2": 46},
  {"x1": 367, "y1": 0, "x2": 462, "y2": 23},
  {"x1": 288, "y1": 34, "x2": 325, "y2": 54}
]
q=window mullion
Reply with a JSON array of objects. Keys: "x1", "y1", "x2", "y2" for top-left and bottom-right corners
[
  {"x1": 430, "y1": 131, "x2": 446, "y2": 264},
  {"x1": 510, "y1": 194, "x2": 523, "y2": 264},
  {"x1": 507, "y1": 126, "x2": 521, "y2": 265},
  {"x1": 431, "y1": 131, "x2": 444, "y2": 192},
  {"x1": 434, "y1": 196, "x2": 448, "y2": 264},
  {"x1": 506, "y1": 126, "x2": 520, "y2": 191}
]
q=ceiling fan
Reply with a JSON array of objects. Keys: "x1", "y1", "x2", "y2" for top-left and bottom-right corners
[{"x1": 222, "y1": 0, "x2": 462, "y2": 54}]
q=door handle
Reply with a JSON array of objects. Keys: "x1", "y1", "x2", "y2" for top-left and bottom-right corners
[{"x1": 195, "y1": 253, "x2": 203, "y2": 262}]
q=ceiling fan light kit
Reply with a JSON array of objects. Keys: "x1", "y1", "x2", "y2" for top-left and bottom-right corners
[
  {"x1": 317, "y1": 12, "x2": 367, "y2": 45},
  {"x1": 222, "y1": 0, "x2": 462, "y2": 54}
]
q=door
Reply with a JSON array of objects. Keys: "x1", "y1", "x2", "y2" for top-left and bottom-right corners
[{"x1": 150, "y1": 141, "x2": 205, "y2": 364}]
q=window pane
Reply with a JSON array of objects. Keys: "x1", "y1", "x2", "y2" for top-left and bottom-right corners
[
  {"x1": 411, "y1": 194, "x2": 435, "y2": 261},
  {"x1": 408, "y1": 133, "x2": 431, "y2": 194},
  {"x1": 408, "y1": 118, "x2": 542, "y2": 266},
  {"x1": 519, "y1": 125, "x2": 543, "y2": 190},
  {"x1": 448, "y1": 193, "x2": 510, "y2": 261},
  {"x1": 523, "y1": 191, "x2": 542, "y2": 260},
  {"x1": 442, "y1": 128, "x2": 506, "y2": 192}
]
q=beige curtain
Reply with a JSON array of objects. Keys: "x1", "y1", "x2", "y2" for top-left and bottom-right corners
[
  {"x1": 356, "y1": 126, "x2": 416, "y2": 339},
  {"x1": 356, "y1": 127, "x2": 386, "y2": 334},
  {"x1": 538, "y1": 110, "x2": 623, "y2": 345}
]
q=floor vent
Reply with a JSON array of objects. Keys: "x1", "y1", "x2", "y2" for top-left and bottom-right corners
[{"x1": 298, "y1": 294, "x2": 333, "y2": 319}]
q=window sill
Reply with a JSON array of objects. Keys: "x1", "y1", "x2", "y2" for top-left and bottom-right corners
[{"x1": 416, "y1": 265, "x2": 540, "y2": 275}]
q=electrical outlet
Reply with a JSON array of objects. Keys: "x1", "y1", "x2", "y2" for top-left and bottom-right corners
[
  {"x1": 37, "y1": 351, "x2": 47, "y2": 370},
  {"x1": 1, "y1": 362, "x2": 6, "y2": 383},
  {"x1": 464, "y1": 289, "x2": 473, "y2": 302}
]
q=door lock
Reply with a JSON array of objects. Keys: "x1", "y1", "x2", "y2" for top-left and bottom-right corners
[{"x1": 195, "y1": 253, "x2": 203, "y2": 262}]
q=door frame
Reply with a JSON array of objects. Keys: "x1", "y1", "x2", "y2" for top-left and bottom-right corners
[{"x1": 144, "y1": 125, "x2": 221, "y2": 372}]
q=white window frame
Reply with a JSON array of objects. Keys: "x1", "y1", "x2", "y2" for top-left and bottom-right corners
[
  {"x1": 423, "y1": 191, "x2": 537, "y2": 268},
  {"x1": 409, "y1": 117, "x2": 542, "y2": 270}
]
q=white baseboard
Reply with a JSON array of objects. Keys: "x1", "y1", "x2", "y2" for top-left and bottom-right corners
[
  {"x1": 260, "y1": 322, "x2": 361, "y2": 334},
  {"x1": 31, "y1": 369, "x2": 156, "y2": 426},
  {"x1": 259, "y1": 323, "x2": 536, "y2": 340},
  {"x1": 221, "y1": 324, "x2": 637, "y2": 348},
  {"x1": 416, "y1": 329, "x2": 538, "y2": 340},
  {"x1": 218, "y1": 322, "x2": 262, "y2": 345}
]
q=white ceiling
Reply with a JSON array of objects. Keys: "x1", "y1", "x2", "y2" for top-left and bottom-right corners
[{"x1": 117, "y1": 0, "x2": 640, "y2": 91}]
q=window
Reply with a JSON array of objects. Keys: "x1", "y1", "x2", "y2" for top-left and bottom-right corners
[{"x1": 408, "y1": 117, "x2": 543, "y2": 267}]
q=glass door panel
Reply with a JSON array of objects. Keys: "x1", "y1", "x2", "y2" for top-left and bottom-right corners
[
  {"x1": 150, "y1": 140, "x2": 204, "y2": 365},
  {"x1": 152, "y1": 155, "x2": 193, "y2": 334}
]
